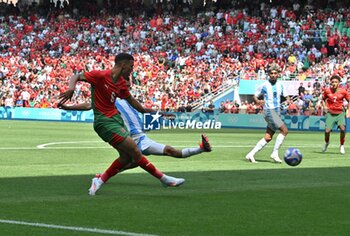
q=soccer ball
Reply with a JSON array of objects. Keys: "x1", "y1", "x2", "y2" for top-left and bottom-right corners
[{"x1": 283, "y1": 148, "x2": 302, "y2": 166}]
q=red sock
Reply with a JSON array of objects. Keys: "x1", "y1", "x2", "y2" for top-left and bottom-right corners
[
  {"x1": 340, "y1": 137, "x2": 345, "y2": 145},
  {"x1": 136, "y1": 156, "x2": 164, "y2": 179},
  {"x1": 100, "y1": 158, "x2": 124, "y2": 183}
]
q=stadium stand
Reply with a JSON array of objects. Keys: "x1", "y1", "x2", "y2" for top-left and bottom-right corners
[{"x1": 0, "y1": 0, "x2": 349, "y2": 114}]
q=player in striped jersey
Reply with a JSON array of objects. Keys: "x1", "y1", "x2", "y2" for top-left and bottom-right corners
[
  {"x1": 115, "y1": 98, "x2": 211, "y2": 157},
  {"x1": 245, "y1": 64, "x2": 289, "y2": 163}
]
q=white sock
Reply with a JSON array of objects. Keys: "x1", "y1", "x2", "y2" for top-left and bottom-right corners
[
  {"x1": 250, "y1": 138, "x2": 268, "y2": 155},
  {"x1": 160, "y1": 174, "x2": 175, "y2": 183},
  {"x1": 160, "y1": 174, "x2": 168, "y2": 183},
  {"x1": 97, "y1": 178, "x2": 104, "y2": 185},
  {"x1": 182, "y1": 147, "x2": 203, "y2": 157},
  {"x1": 273, "y1": 133, "x2": 286, "y2": 154}
]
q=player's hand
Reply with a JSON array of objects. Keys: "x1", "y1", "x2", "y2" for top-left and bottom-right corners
[
  {"x1": 58, "y1": 90, "x2": 74, "y2": 105},
  {"x1": 257, "y1": 100, "x2": 265, "y2": 106}
]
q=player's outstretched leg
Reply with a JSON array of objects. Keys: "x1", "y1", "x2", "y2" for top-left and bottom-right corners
[
  {"x1": 135, "y1": 155, "x2": 185, "y2": 187},
  {"x1": 96, "y1": 161, "x2": 186, "y2": 188},
  {"x1": 169, "y1": 134, "x2": 212, "y2": 158}
]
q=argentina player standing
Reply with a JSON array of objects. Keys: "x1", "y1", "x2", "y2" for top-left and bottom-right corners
[{"x1": 245, "y1": 64, "x2": 290, "y2": 163}]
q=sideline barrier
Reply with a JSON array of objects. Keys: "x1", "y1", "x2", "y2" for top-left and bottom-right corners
[
  {"x1": 0, "y1": 107, "x2": 346, "y2": 132},
  {"x1": 0, "y1": 107, "x2": 94, "y2": 122}
]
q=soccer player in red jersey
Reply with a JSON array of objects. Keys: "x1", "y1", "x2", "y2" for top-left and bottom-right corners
[
  {"x1": 59, "y1": 53, "x2": 185, "y2": 195},
  {"x1": 322, "y1": 75, "x2": 350, "y2": 154}
]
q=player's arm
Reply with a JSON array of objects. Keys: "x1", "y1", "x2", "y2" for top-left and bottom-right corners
[
  {"x1": 58, "y1": 103, "x2": 92, "y2": 111},
  {"x1": 59, "y1": 74, "x2": 85, "y2": 104},
  {"x1": 126, "y1": 95, "x2": 173, "y2": 118},
  {"x1": 321, "y1": 89, "x2": 328, "y2": 113},
  {"x1": 253, "y1": 95, "x2": 261, "y2": 104},
  {"x1": 253, "y1": 85, "x2": 265, "y2": 106}
]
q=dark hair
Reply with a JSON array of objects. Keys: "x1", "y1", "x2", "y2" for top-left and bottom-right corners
[
  {"x1": 114, "y1": 53, "x2": 134, "y2": 64},
  {"x1": 330, "y1": 75, "x2": 341, "y2": 81},
  {"x1": 268, "y1": 63, "x2": 280, "y2": 73}
]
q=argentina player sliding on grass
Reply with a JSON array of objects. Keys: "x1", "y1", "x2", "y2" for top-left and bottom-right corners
[
  {"x1": 245, "y1": 64, "x2": 290, "y2": 163},
  {"x1": 59, "y1": 53, "x2": 186, "y2": 195},
  {"x1": 60, "y1": 99, "x2": 212, "y2": 195}
]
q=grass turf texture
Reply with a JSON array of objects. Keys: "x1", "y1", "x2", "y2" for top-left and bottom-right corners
[{"x1": 0, "y1": 120, "x2": 350, "y2": 236}]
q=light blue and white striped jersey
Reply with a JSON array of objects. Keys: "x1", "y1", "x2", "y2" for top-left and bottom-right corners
[
  {"x1": 255, "y1": 80, "x2": 287, "y2": 111},
  {"x1": 115, "y1": 99, "x2": 144, "y2": 136}
]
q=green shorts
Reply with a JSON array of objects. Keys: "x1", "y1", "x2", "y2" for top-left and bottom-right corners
[
  {"x1": 325, "y1": 112, "x2": 346, "y2": 129},
  {"x1": 93, "y1": 113, "x2": 129, "y2": 145}
]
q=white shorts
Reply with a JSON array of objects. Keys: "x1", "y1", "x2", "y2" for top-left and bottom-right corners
[
  {"x1": 132, "y1": 135, "x2": 166, "y2": 156},
  {"x1": 264, "y1": 109, "x2": 284, "y2": 131}
]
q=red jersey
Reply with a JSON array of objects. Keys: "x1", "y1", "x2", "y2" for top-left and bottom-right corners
[
  {"x1": 323, "y1": 87, "x2": 350, "y2": 114},
  {"x1": 84, "y1": 70, "x2": 130, "y2": 117}
]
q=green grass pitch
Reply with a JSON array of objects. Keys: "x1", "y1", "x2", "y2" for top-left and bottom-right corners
[{"x1": 1, "y1": 120, "x2": 350, "y2": 235}]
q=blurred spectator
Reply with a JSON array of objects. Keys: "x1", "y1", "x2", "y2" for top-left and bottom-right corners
[
  {"x1": 218, "y1": 101, "x2": 225, "y2": 113},
  {"x1": 313, "y1": 79, "x2": 321, "y2": 91},
  {"x1": 287, "y1": 100, "x2": 299, "y2": 115},
  {"x1": 298, "y1": 82, "x2": 306, "y2": 97},
  {"x1": 207, "y1": 101, "x2": 215, "y2": 113},
  {"x1": 185, "y1": 103, "x2": 192, "y2": 112},
  {"x1": 305, "y1": 82, "x2": 313, "y2": 94},
  {"x1": 177, "y1": 103, "x2": 186, "y2": 112}
]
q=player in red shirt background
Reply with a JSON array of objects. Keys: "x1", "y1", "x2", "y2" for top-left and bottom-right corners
[
  {"x1": 322, "y1": 75, "x2": 350, "y2": 154},
  {"x1": 59, "y1": 53, "x2": 185, "y2": 195}
]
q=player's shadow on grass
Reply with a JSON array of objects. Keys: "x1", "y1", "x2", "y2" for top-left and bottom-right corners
[
  {"x1": 253, "y1": 159, "x2": 276, "y2": 163},
  {"x1": 242, "y1": 159, "x2": 277, "y2": 163},
  {"x1": 1, "y1": 168, "x2": 350, "y2": 236},
  {"x1": 314, "y1": 150, "x2": 342, "y2": 155}
]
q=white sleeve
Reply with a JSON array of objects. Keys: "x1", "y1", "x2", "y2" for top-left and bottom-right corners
[{"x1": 255, "y1": 83, "x2": 265, "y2": 97}]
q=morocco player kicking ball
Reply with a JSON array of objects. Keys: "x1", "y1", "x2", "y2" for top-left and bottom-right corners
[
  {"x1": 59, "y1": 53, "x2": 185, "y2": 195},
  {"x1": 322, "y1": 75, "x2": 350, "y2": 154}
]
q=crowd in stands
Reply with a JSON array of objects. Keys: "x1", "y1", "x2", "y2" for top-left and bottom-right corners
[
  {"x1": 0, "y1": 0, "x2": 350, "y2": 114},
  {"x1": 217, "y1": 79, "x2": 324, "y2": 116}
]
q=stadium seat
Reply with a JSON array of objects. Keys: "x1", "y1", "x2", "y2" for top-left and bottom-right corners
[
  {"x1": 337, "y1": 21, "x2": 344, "y2": 32},
  {"x1": 341, "y1": 27, "x2": 347, "y2": 36}
]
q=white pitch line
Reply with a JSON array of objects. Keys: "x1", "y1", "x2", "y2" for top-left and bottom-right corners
[
  {"x1": 37, "y1": 141, "x2": 103, "y2": 149},
  {"x1": 0, "y1": 219, "x2": 158, "y2": 236}
]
